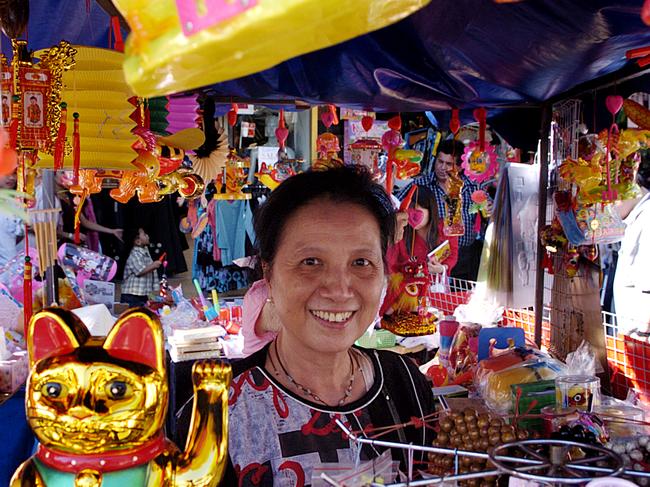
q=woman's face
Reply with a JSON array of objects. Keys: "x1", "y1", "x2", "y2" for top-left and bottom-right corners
[
  {"x1": 412, "y1": 204, "x2": 430, "y2": 231},
  {"x1": 266, "y1": 199, "x2": 385, "y2": 354}
]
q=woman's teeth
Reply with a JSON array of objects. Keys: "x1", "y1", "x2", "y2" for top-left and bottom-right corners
[{"x1": 311, "y1": 310, "x2": 354, "y2": 323}]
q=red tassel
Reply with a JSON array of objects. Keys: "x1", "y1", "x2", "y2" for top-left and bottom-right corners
[
  {"x1": 23, "y1": 238, "x2": 32, "y2": 333},
  {"x1": 111, "y1": 16, "x2": 124, "y2": 52},
  {"x1": 8, "y1": 117, "x2": 18, "y2": 149},
  {"x1": 72, "y1": 112, "x2": 80, "y2": 185},
  {"x1": 53, "y1": 103, "x2": 68, "y2": 171},
  {"x1": 450, "y1": 109, "x2": 460, "y2": 135}
]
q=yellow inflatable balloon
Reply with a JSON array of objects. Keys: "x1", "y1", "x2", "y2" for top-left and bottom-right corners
[{"x1": 113, "y1": 0, "x2": 431, "y2": 97}]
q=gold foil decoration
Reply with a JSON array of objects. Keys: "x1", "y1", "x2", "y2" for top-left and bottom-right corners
[{"x1": 12, "y1": 307, "x2": 232, "y2": 486}]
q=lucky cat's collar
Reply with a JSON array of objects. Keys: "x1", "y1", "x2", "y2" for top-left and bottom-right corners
[{"x1": 36, "y1": 433, "x2": 168, "y2": 473}]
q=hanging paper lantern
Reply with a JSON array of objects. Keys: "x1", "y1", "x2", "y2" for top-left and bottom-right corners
[
  {"x1": 112, "y1": 0, "x2": 431, "y2": 97},
  {"x1": 148, "y1": 96, "x2": 170, "y2": 135},
  {"x1": 35, "y1": 46, "x2": 138, "y2": 170},
  {"x1": 167, "y1": 95, "x2": 200, "y2": 135}
]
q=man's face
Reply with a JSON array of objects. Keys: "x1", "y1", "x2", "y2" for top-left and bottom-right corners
[
  {"x1": 30, "y1": 99, "x2": 37, "y2": 106},
  {"x1": 434, "y1": 152, "x2": 457, "y2": 182}
]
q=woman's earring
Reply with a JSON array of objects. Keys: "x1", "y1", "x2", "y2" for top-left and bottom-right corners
[{"x1": 266, "y1": 297, "x2": 274, "y2": 304}]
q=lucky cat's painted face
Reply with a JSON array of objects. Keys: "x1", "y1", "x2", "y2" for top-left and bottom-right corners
[
  {"x1": 25, "y1": 308, "x2": 168, "y2": 455},
  {"x1": 27, "y1": 354, "x2": 167, "y2": 453}
]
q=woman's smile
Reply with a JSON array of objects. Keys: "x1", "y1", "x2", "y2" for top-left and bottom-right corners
[{"x1": 309, "y1": 309, "x2": 357, "y2": 328}]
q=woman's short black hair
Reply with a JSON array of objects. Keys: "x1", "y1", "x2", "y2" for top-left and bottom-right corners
[{"x1": 254, "y1": 166, "x2": 395, "y2": 268}]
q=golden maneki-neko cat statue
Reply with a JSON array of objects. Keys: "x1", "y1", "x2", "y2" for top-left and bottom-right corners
[{"x1": 11, "y1": 307, "x2": 231, "y2": 487}]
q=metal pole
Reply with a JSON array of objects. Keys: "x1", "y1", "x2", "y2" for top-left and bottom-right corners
[{"x1": 534, "y1": 103, "x2": 552, "y2": 347}]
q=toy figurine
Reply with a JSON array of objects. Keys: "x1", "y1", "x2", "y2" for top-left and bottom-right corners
[{"x1": 11, "y1": 307, "x2": 231, "y2": 486}]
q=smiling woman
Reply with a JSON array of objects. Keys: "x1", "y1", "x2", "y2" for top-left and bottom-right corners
[{"x1": 224, "y1": 166, "x2": 436, "y2": 486}]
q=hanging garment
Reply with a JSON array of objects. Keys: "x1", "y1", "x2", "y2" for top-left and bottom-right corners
[{"x1": 215, "y1": 200, "x2": 255, "y2": 266}]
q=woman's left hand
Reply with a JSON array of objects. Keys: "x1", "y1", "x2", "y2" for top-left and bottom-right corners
[
  {"x1": 112, "y1": 228, "x2": 124, "y2": 242},
  {"x1": 427, "y1": 256, "x2": 445, "y2": 274}
]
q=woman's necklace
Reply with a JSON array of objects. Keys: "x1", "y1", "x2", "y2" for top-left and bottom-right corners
[{"x1": 271, "y1": 340, "x2": 356, "y2": 407}]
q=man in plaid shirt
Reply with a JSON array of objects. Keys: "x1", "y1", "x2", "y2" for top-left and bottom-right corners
[
  {"x1": 397, "y1": 139, "x2": 487, "y2": 281},
  {"x1": 121, "y1": 228, "x2": 161, "y2": 307}
]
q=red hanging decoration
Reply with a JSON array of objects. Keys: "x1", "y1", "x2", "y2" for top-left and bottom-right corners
[
  {"x1": 328, "y1": 104, "x2": 339, "y2": 125},
  {"x1": 227, "y1": 103, "x2": 238, "y2": 126},
  {"x1": 53, "y1": 102, "x2": 68, "y2": 171},
  {"x1": 23, "y1": 243, "x2": 32, "y2": 334},
  {"x1": 72, "y1": 112, "x2": 80, "y2": 185},
  {"x1": 361, "y1": 115, "x2": 374, "y2": 132},
  {"x1": 275, "y1": 108, "x2": 288, "y2": 150},
  {"x1": 643, "y1": 0, "x2": 650, "y2": 25},
  {"x1": 473, "y1": 107, "x2": 487, "y2": 151},
  {"x1": 387, "y1": 115, "x2": 402, "y2": 131},
  {"x1": 450, "y1": 109, "x2": 460, "y2": 135}
]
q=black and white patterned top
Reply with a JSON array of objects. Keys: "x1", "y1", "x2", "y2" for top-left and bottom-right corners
[{"x1": 223, "y1": 346, "x2": 436, "y2": 487}]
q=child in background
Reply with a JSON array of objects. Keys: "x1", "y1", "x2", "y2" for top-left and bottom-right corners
[{"x1": 121, "y1": 228, "x2": 160, "y2": 307}]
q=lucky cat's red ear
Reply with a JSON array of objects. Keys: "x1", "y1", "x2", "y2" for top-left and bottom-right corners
[
  {"x1": 28, "y1": 308, "x2": 90, "y2": 366},
  {"x1": 103, "y1": 308, "x2": 165, "y2": 374}
]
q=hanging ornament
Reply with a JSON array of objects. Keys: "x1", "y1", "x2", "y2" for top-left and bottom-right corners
[
  {"x1": 227, "y1": 103, "x2": 238, "y2": 127},
  {"x1": 275, "y1": 109, "x2": 289, "y2": 150},
  {"x1": 72, "y1": 112, "x2": 80, "y2": 185},
  {"x1": 35, "y1": 45, "x2": 137, "y2": 172},
  {"x1": 321, "y1": 110, "x2": 334, "y2": 128},
  {"x1": 603, "y1": 95, "x2": 623, "y2": 202},
  {"x1": 449, "y1": 108, "x2": 460, "y2": 135},
  {"x1": 313, "y1": 133, "x2": 343, "y2": 171},
  {"x1": 460, "y1": 107, "x2": 498, "y2": 183},
  {"x1": 387, "y1": 114, "x2": 402, "y2": 131},
  {"x1": 381, "y1": 118, "x2": 422, "y2": 195},
  {"x1": 53, "y1": 102, "x2": 68, "y2": 171},
  {"x1": 361, "y1": 115, "x2": 374, "y2": 132},
  {"x1": 643, "y1": 0, "x2": 650, "y2": 25}
]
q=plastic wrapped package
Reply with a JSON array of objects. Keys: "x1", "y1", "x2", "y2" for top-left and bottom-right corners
[
  {"x1": 447, "y1": 322, "x2": 481, "y2": 385},
  {"x1": 112, "y1": 0, "x2": 431, "y2": 96},
  {"x1": 478, "y1": 356, "x2": 566, "y2": 414},
  {"x1": 160, "y1": 299, "x2": 200, "y2": 336}
]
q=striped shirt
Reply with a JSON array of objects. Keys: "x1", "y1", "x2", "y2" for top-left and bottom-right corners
[{"x1": 397, "y1": 173, "x2": 483, "y2": 248}]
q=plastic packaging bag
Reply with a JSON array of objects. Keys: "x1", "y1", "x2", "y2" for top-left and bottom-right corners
[
  {"x1": 563, "y1": 340, "x2": 603, "y2": 376},
  {"x1": 478, "y1": 355, "x2": 566, "y2": 414},
  {"x1": 160, "y1": 299, "x2": 200, "y2": 335},
  {"x1": 448, "y1": 322, "x2": 481, "y2": 385},
  {"x1": 113, "y1": 0, "x2": 431, "y2": 96}
]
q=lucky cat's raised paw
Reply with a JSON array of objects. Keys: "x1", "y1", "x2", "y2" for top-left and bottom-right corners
[{"x1": 192, "y1": 360, "x2": 232, "y2": 389}]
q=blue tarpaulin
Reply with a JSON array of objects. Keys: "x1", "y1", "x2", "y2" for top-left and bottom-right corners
[{"x1": 6, "y1": 1, "x2": 650, "y2": 112}]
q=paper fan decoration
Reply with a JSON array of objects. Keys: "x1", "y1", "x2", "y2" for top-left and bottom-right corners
[
  {"x1": 188, "y1": 98, "x2": 229, "y2": 184},
  {"x1": 35, "y1": 46, "x2": 138, "y2": 170}
]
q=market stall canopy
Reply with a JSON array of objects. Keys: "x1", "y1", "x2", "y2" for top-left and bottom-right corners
[{"x1": 7, "y1": 0, "x2": 650, "y2": 112}]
